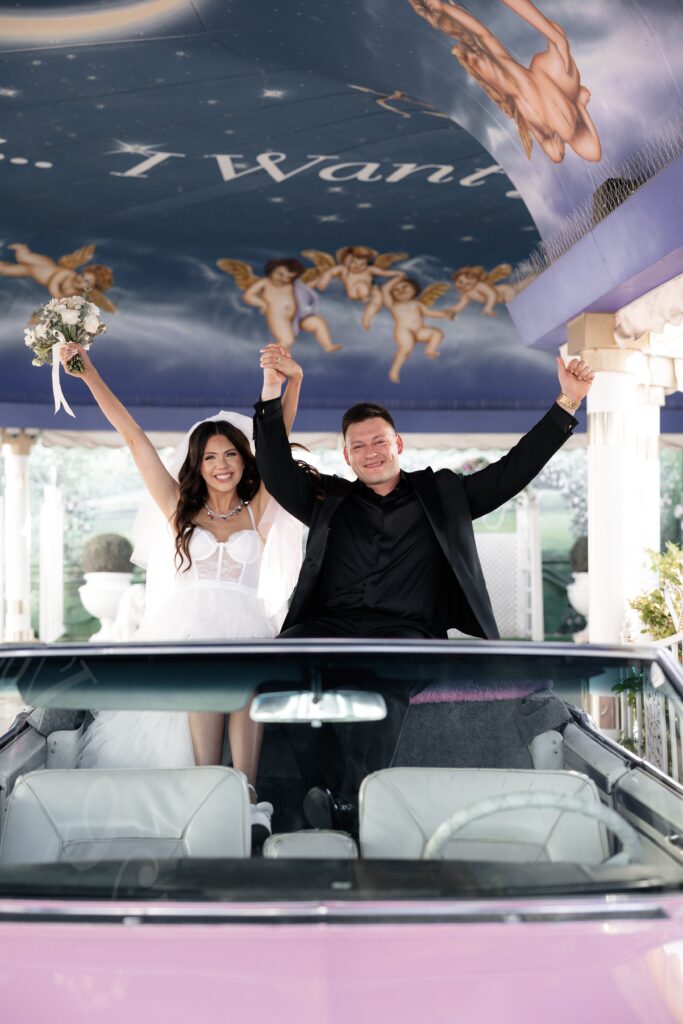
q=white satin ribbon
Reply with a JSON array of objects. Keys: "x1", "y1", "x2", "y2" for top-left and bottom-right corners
[{"x1": 51, "y1": 342, "x2": 75, "y2": 418}]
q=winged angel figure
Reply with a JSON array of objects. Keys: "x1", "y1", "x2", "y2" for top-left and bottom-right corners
[
  {"x1": 379, "y1": 275, "x2": 454, "y2": 383},
  {"x1": 216, "y1": 257, "x2": 341, "y2": 352},
  {"x1": 448, "y1": 263, "x2": 522, "y2": 316},
  {"x1": 301, "y1": 246, "x2": 408, "y2": 329},
  {"x1": 0, "y1": 243, "x2": 117, "y2": 312}
]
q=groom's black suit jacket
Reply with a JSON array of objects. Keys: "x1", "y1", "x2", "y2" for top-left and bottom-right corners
[{"x1": 254, "y1": 398, "x2": 577, "y2": 639}]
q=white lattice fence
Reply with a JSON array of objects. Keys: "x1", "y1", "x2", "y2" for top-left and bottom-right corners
[{"x1": 472, "y1": 492, "x2": 543, "y2": 641}]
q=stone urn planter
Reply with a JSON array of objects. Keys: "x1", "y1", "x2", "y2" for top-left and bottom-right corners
[{"x1": 79, "y1": 534, "x2": 134, "y2": 642}]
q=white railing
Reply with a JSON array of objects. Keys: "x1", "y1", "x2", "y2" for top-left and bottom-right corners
[{"x1": 613, "y1": 631, "x2": 683, "y2": 782}]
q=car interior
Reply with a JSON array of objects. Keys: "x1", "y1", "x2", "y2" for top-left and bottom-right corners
[{"x1": 0, "y1": 646, "x2": 680, "y2": 895}]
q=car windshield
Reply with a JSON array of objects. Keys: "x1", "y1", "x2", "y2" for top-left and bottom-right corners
[{"x1": 0, "y1": 641, "x2": 681, "y2": 904}]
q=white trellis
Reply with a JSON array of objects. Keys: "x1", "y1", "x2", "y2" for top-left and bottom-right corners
[{"x1": 473, "y1": 491, "x2": 544, "y2": 641}]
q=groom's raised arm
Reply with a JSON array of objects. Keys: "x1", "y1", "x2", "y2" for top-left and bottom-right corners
[
  {"x1": 462, "y1": 402, "x2": 576, "y2": 520},
  {"x1": 254, "y1": 351, "x2": 318, "y2": 526},
  {"x1": 462, "y1": 356, "x2": 593, "y2": 520}
]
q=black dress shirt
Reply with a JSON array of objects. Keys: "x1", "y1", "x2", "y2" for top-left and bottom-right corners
[{"x1": 315, "y1": 472, "x2": 449, "y2": 635}]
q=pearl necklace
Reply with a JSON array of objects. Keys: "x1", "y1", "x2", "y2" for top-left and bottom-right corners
[{"x1": 204, "y1": 500, "x2": 245, "y2": 521}]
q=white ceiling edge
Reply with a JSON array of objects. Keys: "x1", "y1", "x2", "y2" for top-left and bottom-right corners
[{"x1": 33, "y1": 428, "x2": 592, "y2": 451}]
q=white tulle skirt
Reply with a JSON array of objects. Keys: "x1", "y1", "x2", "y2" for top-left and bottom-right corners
[
  {"x1": 136, "y1": 581, "x2": 278, "y2": 643},
  {"x1": 76, "y1": 582, "x2": 276, "y2": 770}
]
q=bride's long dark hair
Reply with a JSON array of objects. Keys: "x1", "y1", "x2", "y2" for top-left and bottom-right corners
[{"x1": 174, "y1": 420, "x2": 260, "y2": 571}]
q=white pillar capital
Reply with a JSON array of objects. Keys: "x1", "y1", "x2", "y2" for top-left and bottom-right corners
[
  {"x1": 1, "y1": 430, "x2": 36, "y2": 457},
  {"x1": 568, "y1": 310, "x2": 677, "y2": 400},
  {"x1": 565, "y1": 315, "x2": 661, "y2": 644}
]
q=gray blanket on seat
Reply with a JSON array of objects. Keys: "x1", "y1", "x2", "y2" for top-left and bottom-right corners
[{"x1": 393, "y1": 691, "x2": 571, "y2": 770}]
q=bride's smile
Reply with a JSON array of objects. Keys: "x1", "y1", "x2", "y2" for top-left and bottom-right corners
[{"x1": 201, "y1": 436, "x2": 245, "y2": 496}]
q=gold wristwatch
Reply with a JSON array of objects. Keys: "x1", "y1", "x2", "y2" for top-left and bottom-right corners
[{"x1": 556, "y1": 392, "x2": 581, "y2": 413}]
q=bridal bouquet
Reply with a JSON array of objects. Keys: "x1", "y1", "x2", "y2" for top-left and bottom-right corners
[
  {"x1": 24, "y1": 294, "x2": 106, "y2": 416},
  {"x1": 25, "y1": 294, "x2": 106, "y2": 370}
]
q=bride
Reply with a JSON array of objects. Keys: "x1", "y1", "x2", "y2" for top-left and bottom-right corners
[{"x1": 60, "y1": 340, "x2": 304, "y2": 837}]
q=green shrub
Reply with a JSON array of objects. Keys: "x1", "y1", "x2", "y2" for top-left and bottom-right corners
[
  {"x1": 630, "y1": 543, "x2": 683, "y2": 640},
  {"x1": 82, "y1": 534, "x2": 133, "y2": 573}
]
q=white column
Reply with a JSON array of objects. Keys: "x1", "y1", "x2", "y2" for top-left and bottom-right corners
[
  {"x1": 566, "y1": 314, "x2": 670, "y2": 645},
  {"x1": 586, "y1": 372, "x2": 661, "y2": 642},
  {"x1": 39, "y1": 467, "x2": 64, "y2": 642},
  {"x1": 2, "y1": 432, "x2": 35, "y2": 642}
]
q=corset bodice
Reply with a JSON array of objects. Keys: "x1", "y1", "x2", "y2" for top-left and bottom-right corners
[{"x1": 175, "y1": 499, "x2": 264, "y2": 592}]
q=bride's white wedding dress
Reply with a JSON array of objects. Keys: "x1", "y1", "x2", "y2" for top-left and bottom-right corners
[{"x1": 76, "y1": 502, "x2": 290, "y2": 769}]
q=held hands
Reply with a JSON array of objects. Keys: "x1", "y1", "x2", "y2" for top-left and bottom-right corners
[
  {"x1": 260, "y1": 344, "x2": 303, "y2": 391},
  {"x1": 556, "y1": 355, "x2": 594, "y2": 403}
]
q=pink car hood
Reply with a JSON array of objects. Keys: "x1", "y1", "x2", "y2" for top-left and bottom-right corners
[{"x1": 1, "y1": 897, "x2": 682, "y2": 1023}]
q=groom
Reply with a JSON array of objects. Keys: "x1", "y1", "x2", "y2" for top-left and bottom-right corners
[{"x1": 254, "y1": 350, "x2": 594, "y2": 828}]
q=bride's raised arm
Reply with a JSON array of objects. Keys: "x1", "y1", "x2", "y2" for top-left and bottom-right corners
[
  {"x1": 60, "y1": 342, "x2": 178, "y2": 519},
  {"x1": 260, "y1": 344, "x2": 303, "y2": 434}
]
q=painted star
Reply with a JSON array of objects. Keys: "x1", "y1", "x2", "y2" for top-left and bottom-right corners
[
  {"x1": 268, "y1": 197, "x2": 285, "y2": 203},
  {"x1": 327, "y1": 187, "x2": 344, "y2": 193},
  {"x1": 0, "y1": 88, "x2": 19, "y2": 98},
  {"x1": 460, "y1": 235, "x2": 474, "y2": 242},
  {"x1": 400, "y1": 224, "x2": 416, "y2": 231},
  {"x1": 206, "y1": 99, "x2": 219, "y2": 106},
  {"x1": 357, "y1": 202, "x2": 373, "y2": 209},
  {"x1": 317, "y1": 214, "x2": 343, "y2": 223},
  {"x1": 505, "y1": 190, "x2": 521, "y2": 199},
  {"x1": 107, "y1": 140, "x2": 161, "y2": 156},
  {"x1": 262, "y1": 89, "x2": 285, "y2": 99}
]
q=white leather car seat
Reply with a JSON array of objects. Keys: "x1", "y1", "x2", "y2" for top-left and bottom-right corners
[
  {"x1": 528, "y1": 729, "x2": 563, "y2": 769},
  {"x1": 0, "y1": 766, "x2": 251, "y2": 865},
  {"x1": 359, "y1": 767, "x2": 609, "y2": 863},
  {"x1": 263, "y1": 830, "x2": 358, "y2": 859}
]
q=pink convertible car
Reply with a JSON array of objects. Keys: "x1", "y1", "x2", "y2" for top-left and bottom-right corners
[{"x1": 0, "y1": 640, "x2": 681, "y2": 1022}]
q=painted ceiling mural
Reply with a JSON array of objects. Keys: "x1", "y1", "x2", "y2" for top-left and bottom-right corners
[{"x1": 0, "y1": 0, "x2": 681, "y2": 430}]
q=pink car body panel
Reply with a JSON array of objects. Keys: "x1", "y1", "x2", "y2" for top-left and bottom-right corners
[{"x1": 1, "y1": 897, "x2": 682, "y2": 1023}]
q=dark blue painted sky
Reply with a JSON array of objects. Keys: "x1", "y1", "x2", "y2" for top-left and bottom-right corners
[{"x1": 0, "y1": 0, "x2": 680, "y2": 429}]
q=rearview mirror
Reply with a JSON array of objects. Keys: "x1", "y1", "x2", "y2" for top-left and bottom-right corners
[{"x1": 250, "y1": 689, "x2": 387, "y2": 726}]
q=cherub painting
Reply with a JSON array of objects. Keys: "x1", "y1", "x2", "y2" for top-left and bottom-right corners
[
  {"x1": 302, "y1": 246, "x2": 408, "y2": 330},
  {"x1": 378, "y1": 275, "x2": 454, "y2": 383},
  {"x1": 407, "y1": 0, "x2": 601, "y2": 163},
  {"x1": 448, "y1": 264, "x2": 520, "y2": 316},
  {"x1": 217, "y1": 257, "x2": 341, "y2": 352},
  {"x1": 0, "y1": 243, "x2": 117, "y2": 311}
]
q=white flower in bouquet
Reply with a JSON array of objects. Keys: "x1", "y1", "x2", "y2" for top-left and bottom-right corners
[{"x1": 26, "y1": 291, "x2": 107, "y2": 375}]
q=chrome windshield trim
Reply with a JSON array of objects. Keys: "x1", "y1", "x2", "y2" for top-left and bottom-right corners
[
  {"x1": 570, "y1": 707, "x2": 683, "y2": 796},
  {"x1": 0, "y1": 897, "x2": 669, "y2": 926},
  {"x1": 0, "y1": 637, "x2": 666, "y2": 660}
]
